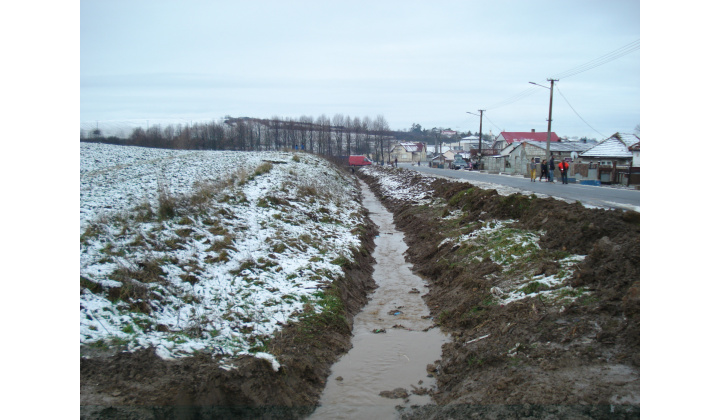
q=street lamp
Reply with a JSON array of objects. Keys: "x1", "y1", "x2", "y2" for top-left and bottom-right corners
[{"x1": 529, "y1": 80, "x2": 558, "y2": 160}]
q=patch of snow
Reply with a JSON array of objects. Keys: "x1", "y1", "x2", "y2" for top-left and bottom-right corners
[
  {"x1": 254, "y1": 352, "x2": 282, "y2": 372},
  {"x1": 80, "y1": 144, "x2": 365, "y2": 364}
]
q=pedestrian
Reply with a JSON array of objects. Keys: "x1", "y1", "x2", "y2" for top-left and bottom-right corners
[
  {"x1": 558, "y1": 160, "x2": 569, "y2": 184},
  {"x1": 530, "y1": 159, "x2": 537, "y2": 182},
  {"x1": 395, "y1": 157, "x2": 398, "y2": 167},
  {"x1": 540, "y1": 160, "x2": 548, "y2": 182},
  {"x1": 548, "y1": 155, "x2": 556, "y2": 183}
]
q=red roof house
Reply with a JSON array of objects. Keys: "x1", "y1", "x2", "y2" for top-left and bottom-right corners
[{"x1": 498, "y1": 131, "x2": 560, "y2": 145}]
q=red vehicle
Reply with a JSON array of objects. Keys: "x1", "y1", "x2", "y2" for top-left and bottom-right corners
[{"x1": 348, "y1": 155, "x2": 373, "y2": 166}]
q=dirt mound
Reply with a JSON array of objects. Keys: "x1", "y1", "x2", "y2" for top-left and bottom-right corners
[
  {"x1": 359, "y1": 168, "x2": 640, "y2": 418},
  {"x1": 81, "y1": 205, "x2": 379, "y2": 419}
]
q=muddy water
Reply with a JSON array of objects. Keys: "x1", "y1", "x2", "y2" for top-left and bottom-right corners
[{"x1": 309, "y1": 181, "x2": 447, "y2": 419}]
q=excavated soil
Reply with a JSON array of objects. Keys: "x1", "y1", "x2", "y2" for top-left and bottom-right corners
[
  {"x1": 358, "y1": 168, "x2": 640, "y2": 419},
  {"x1": 81, "y1": 167, "x2": 640, "y2": 419},
  {"x1": 80, "y1": 191, "x2": 379, "y2": 419}
]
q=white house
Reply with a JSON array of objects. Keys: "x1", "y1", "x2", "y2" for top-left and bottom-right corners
[
  {"x1": 578, "y1": 133, "x2": 637, "y2": 166},
  {"x1": 389, "y1": 142, "x2": 427, "y2": 163},
  {"x1": 459, "y1": 136, "x2": 479, "y2": 151},
  {"x1": 629, "y1": 142, "x2": 640, "y2": 167},
  {"x1": 496, "y1": 141, "x2": 593, "y2": 175}
]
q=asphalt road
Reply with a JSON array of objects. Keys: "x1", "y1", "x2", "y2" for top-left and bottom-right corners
[{"x1": 396, "y1": 163, "x2": 640, "y2": 212}]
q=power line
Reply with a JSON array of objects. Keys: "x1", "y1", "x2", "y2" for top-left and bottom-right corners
[
  {"x1": 483, "y1": 112, "x2": 504, "y2": 134},
  {"x1": 480, "y1": 40, "x2": 639, "y2": 115},
  {"x1": 486, "y1": 87, "x2": 542, "y2": 110},
  {"x1": 551, "y1": 39, "x2": 639, "y2": 80},
  {"x1": 554, "y1": 85, "x2": 607, "y2": 139}
]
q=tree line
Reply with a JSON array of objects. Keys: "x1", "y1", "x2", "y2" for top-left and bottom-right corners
[{"x1": 81, "y1": 114, "x2": 401, "y2": 162}]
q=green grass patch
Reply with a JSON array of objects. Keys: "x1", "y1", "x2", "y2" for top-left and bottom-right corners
[
  {"x1": 80, "y1": 276, "x2": 102, "y2": 294},
  {"x1": 448, "y1": 187, "x2": 475, "y2": 207},
  {"x1": 467, "y1": 356, "x2": 484, "y2": 367},
  {"x1": 299, "y1": 288, "x2": 348, "y2": 336},
  {"x1": 520, "y1": 281, "x2": 550, "y2": 295},
  {"x1": 330, "y1": 256, "x2": 350, "y2": 267}
]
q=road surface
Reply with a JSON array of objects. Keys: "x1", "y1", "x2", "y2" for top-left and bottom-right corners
[{"x1": 397, "y1": 163, "x2": 640, "y2": 212}]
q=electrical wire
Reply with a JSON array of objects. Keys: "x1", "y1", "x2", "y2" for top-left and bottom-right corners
[
  {"x1": 486, "y1": 87, "x2": 542, "y2": 110},
  {"x1": 483, "y1": 112, "x2": 504, "y2": 134},
  {"x1": 554, "y1": 85, "x2": 607, "y2": 139},
  {"x1": 480, "y1": 40, "x2": 639, "y2": 114},
  {"x1": 551, "y1": 39, "x2": 639, "y2": 80}
]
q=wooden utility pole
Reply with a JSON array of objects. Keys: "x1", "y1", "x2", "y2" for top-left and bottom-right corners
[
  {"x1": 478, "y1": 109, "x2": 485, "y2": 156},
  {"x1": 545, "y1": 79, "x2": 557, "y2": 160}
]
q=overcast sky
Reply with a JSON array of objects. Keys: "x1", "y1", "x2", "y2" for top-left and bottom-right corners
[{"x1": 80, "y1": 0, "x2": 639, "y2": 139}]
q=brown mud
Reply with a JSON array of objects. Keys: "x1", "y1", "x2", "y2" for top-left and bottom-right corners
[
  {"x1": 80, "y1": 185, "x2": 380, "y2": 419},
  {"x1": 81, "y1": 166, "x2": 640, "y2": 419},
  {"x1": 358, "y1": 167, "x2": 640, "y2": 419}
]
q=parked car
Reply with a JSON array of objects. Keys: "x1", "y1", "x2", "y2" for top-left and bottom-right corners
[
  {"x1": 348, "y1": 155, "x2": 373, "y2": 166},
  {"x1": 450, "y1": 155, "x2": 468, "y2": 170}
]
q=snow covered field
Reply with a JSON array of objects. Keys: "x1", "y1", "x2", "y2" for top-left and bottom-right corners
[{"x1": 80, "y1": 143, "x2": 365, "y2": 369}]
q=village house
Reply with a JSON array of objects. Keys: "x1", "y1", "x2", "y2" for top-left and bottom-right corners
[
  {"x1": 429, "y1": 149, "x2": 469, "y2": 168},
  {"x1": 430, "y1": 153, "x2": 450, "y2": 168},
  {"x1": 578, "y1": 132, "x2": 637, "y2": 166},
  {"x1": 576, "y1": 133, "x2": 639, "y2": 186},
  {"x1": 483, "y1": 140, "x2": 592, "y2": 175},
  {"x1": 389, "y1": 142, "x2": 427, "y2": 164},
  {"x1": 487, "y1": 130, "x2": 559, "y2": 157},
  {"x1": 459, "y1": 135, "x2": 479, "y2": 151},
  {"x1": 629, "y1": 141, "x2": 640, "y2": 167},
  {"x1": 497, "y1": 130, "x2": 560, "y2": 146}
]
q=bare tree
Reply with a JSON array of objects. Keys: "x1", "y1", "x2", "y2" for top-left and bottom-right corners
[
  {"x1": 361, "y1": 116, "x2": 372, "y2": 157},
  {"x1": 352, "y1": 116, "x2": 362, "y2": 154},
  {"x1": 344, "y1": 115, "x2": 353, "y2": 155},
  {"x1": 332, "y1": 113, "x2": 345, "y2": 157},
  {"x1": 374, "y1": 115, "x2": 389, "y2": 163},
  {"x1": 299, "y1": 115, "x2": 313, "y2": 152}
]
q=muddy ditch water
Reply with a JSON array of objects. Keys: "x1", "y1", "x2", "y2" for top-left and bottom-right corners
[{"x1": 309, "y1": 181, "x2": 448, "y2": 419}]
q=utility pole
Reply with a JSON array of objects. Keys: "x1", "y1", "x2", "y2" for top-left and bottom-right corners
[
  {"x1": 530, "y1": 79, "x2": 558, "y2": 160},
  {"x1": 545, "y1": 79, "x2": 557, "y2": 160},
  {"x1": 478, "y1": 109, "x2": 484, "y2": 156},
  {"x1": 466, "y1": 109, "x2": 485, "y2": 160}
]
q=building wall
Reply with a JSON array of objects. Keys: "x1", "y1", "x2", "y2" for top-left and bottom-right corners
[
  {"x1": 390, "y1": 145, "x2": 426, "y2": 162},
  {"x1": 390, "y1": 146, "x2": 411, "y2": 162},
  {"x1": 577, "y1": 156, "x2": 633, "y2": 166},
  {"x1": 505, "y1": 144, "x2": 575, "y2": 176}
]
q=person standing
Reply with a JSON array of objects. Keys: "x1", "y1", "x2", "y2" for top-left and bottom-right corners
[
  {"x1": 540, "y1": 160, "x2": 548, "y2": 182},
  {"x1": 548, "y1": 155, "x2": 556, "y2": 183},
  {"x1": 559, "y1": 160, "x2": 569, "y2": 184},
  {"x1": 530, "y1": 159, "x2": 537, "y2": 182}
]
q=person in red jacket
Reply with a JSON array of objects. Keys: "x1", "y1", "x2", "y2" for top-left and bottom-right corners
[{"x1": 558, "y1": 160, "x2": 569, "y2": 184}]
